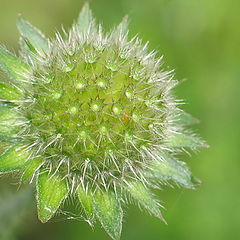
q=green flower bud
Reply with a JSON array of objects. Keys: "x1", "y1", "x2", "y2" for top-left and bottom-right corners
[{"x1": 0, "y1": 3, "x2": 207, "y2": 239}]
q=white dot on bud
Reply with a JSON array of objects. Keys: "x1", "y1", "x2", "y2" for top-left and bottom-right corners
[
  {"x1": 75, "y1": 80, "x2": 85, "y2": 90},
  {"x1": 125, "y1": 90, "x2": 134, "y2": 99},
  {"x1": 63, "y1": 63, "x2": 74, "y2": 73},
  {"x1": 91, "y1": 103, "x2": 100, "y2": 112},
  {"x1": 69, "y1": 106, "x2": 78, "y2": 114},
  {"x1": 106, "y1": 61, "x2": 118, "y2": 72},
  {"x1": 79, "y1": 130, "x2": 87, "y2": 140},
  {"x1": 112, "y1": 106, "x2": 122, "y2": 115},
  {"x1": 96, "y1": 79, "x2": 108, "y2": 88},
  {"x1": 99, "y1": 126, "x2": 108, "y2": 135},
  {"x1": 148, "y1": 124, "x2": 154, "y2": 129},
  {"x1": 125, "y1": 132, "x2": 133, "y2": 141},
  {"x1": 51, "y1": 91, "x2": 62, "y2": 100},
  {"x1": 132, "y1": 113, "x2": 140, "y2": 122}
]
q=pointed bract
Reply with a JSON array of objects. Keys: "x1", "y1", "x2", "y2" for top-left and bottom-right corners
[
  {"x1": 175, "y1": 111, "x2": 200, "y2": 126},
  {"x1": 127, "y1": 182, "x2": 166, "y2": 223},
  {"x1": 17, "y1": 16, "x2": 49, "y2": 55},
  {"x1": 94, "y1": 191, "x2": 123, "y2": 240},
  {"x1": 0, "y1": 144, "x2": 30, "y2": 172},
  {"x1": 0, "y1": 45, "x2": 29, "y2": 82},
  {"x1": 148, "y1": 153, "x2": 197, "y2": 188},
  {"x1": 76, "y1": 2, "x2": 95, "y2": 34},
  {"x1": 166, "y1": 132, "x2": 207, "y2": 149},
  {"x1": 0, "y1": 82, "x2": 23, "y2": 100},
  {"x1": 111, "y1": 16, "x2": 129, "y2": 41},
  {"x1": 77, "y1": 186, "x2": 94, "y2": 222},
  {"x1": 0, "y1": 105, "x2": 26, "y2": 141},
  {"x1": 36, "y1": 172, "x2": 68, "y2": 223},
  {"x1": 22, "y1": 157, "x2": 44, "y2": 181}
]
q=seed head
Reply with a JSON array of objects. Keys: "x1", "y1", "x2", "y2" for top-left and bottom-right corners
[{"x1": 0, "y1": 3, "x2": 206, "y2": 239}]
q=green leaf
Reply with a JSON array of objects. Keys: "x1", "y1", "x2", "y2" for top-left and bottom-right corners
[
  {"x1": 165, "y1": 132, "x2": 208, "y2": 149},
  {"x1": 0, "y1": 45, "x2": 29, "y2": 82},
  {"x1": 94, "y1": 191, "x2": 123, "y2": 240},
  {"x1": 17, "y1": 16, "x2": 49, "y2": 55},
  {"x1": 0, "y1": 105, "x2": 26, "y2": 141},
  {"x1": 22, "y1": 157, "x2": 44, "y2": 181},
  {"x1": 36, "y1": 172, "x2": 68, "y2": 223},
  {"x1": 0, "y1": 82, "x2": 23, "y2": 100},
  {"x1": 148, "y1": 153, "x2": 199, "y2": 188},
  {"x1": 127, "y1": 182, "x2": 166, "y2": 223},
  {"x1": 0, "y1": 143, "x2": 30, "y2": 172},
  {"x1": 76, "y1": 2, "x2": 95, "y2": 34},
  {"x1": 77, "y1": 186, "x2": 94, "y2": 222}
]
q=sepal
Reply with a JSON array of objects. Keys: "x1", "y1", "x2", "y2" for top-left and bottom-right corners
[
  {"x1": 0, "y1": 105, "x2": 26, "y2": 141},
  {"x1": 0, "y1": 143, "x2": 30, "y2": 172},
  {"x1": 94, "y1": 190, "x2": 123, "y2": 240},
  {"x1": 0, "y1": 82, "x2": 23, "y2": 101},
  {"x1": 22, "y1": 157, "x2": 44, "y2": 181},
  {"x1": 174, "y1": 110, "x2": 199, "y2": 126},
  {"x1": 147, "y1": 153, "x2": 199, "y2": 188},
  {"x1": 17, "y1": 16, "x2": 49, "y2": 55},
  {"x1": 0, "y1": 45, "x2": 29, "y2": 83},
  {"x1": 76, "y1": 2, "x2": 96, "y2": 35},
  {"x1": 165, "y1": 132, "x2": 208, "y2": 149},
  {"x1": 36, "y1": 172, "x2": 69, "y2": 223},
  {"x1": 126, "y1": 182, "x2": 165, "y2": 223},
  {"x1": 77, "y1": 186, "x2": 95, "y2": 223}
]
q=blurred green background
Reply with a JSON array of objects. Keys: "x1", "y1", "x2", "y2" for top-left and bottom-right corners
[{"x1": 0, "y1": 0, "x2": 239, "y2": 239}]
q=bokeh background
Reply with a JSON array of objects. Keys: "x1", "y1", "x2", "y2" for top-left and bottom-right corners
[{"x1": 0, "y1": 0, "x2": 239, "y2": 239}]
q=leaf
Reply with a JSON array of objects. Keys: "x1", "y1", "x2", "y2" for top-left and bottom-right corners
[
  {"x1": 37, "y1": 172, "x2": 68, "y2": 223},
  {"x1": 165, "y1": 132, "x2": 208, "y2": 149},
  {"x1": 22, "y1": 157, "x2": 44, "y2": 181},
  {"x1": 94, "y1": 191, "x2": 123, "y2": 240},
  {"x1": 147, "y1": 153, "x2": 200, "y2": 188},
  {"x1": 0, "y1": 105, "x2": 26, "y2": 141},
  {"x1": 17, "y1": 16, "x2": 49, "y2": 55},
  {"x1": 76, "y1": 2, "x2": 95, "y2": 34},
  {"x1": 0, "y1": 45, "x2": 30, "y2": 82},
  {"x1": 0, "y1": 143, "x2": 30, "y2": 172},
  {"x1": 0, "y1": 82, "x2": 23, "y2": 100},
  {"x1": 77, "y1": 186, "x2": 94, "y2": 222},
  {"x1": 126, "y1": 182, "x2": 166, "y2": 223}
]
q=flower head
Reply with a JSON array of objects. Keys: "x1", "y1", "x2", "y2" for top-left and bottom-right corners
[{"x1": 0, "y1": 3, "x2": 206, "y2": 239}]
